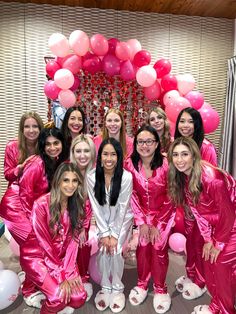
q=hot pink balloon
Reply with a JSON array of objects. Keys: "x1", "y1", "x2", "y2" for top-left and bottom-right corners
[
  {"x1": 136, "y1": 65, "x2": 157, "y2": 87},
  {"x1": 161, "y1": 74, "x2": 178, "y2": 92},
  {"x1": 185, "y1": 91, "x2": 204, "y2": 110},
  {"x1": 144, "y1": 80, "x2": 161, "y2": 101},
  {"x1": 46, "y1": 60, "x2": 61, "y2": 79},
  {"x1": 177, "y1": 74, "x2": 195, "y2": 95},
  {"x1": 199, "y1": 103, "x2": 220, "y2": 134},
  {"x1": 54, "y1": 69, "x2": 74, "y2": 89},
  {"x1": 115, "y1": 42, "x2": 131, "y2": 61},
  {"x1": 102, "y1": 54, "x2": 120, "y2": 76},
  {"x1": 58, "y1": 90, "x2": 76, "y2": 108},
  {"x1": 62, "y1": 54, "x2": 82, "y2": 74},
  {"x1": 120, "y1": 60, "x2": 136, "y2": 81},
  {"x1": 70, "y1": 75, "x2": 80, "y2": 92},
  {"x1": 126, "y1": 39, "x2": 142, "y2": 60},
  {"x1": 90, "y1": 34, "x2": 109, "y2": 56},
  {"x1": 153, "y1": 59, "x2": 172, "y2": 78},
  {"x1": 108, "y1": 38, "x2": 120, "y2": 54},
  {"x1": 165, "y1": 97, "x2": 191, "y2": 123},
  {"x1": 169, "y1": 233, "x2": 186, "y2": 253},
  {"x1": 48, "y1": 33, "x2": 70, "y2": 57},
  {"x1": 69, "y1": 30, "x2": 89, "y2": 56},
  {"x1": 83, "y1": 56, "x2": 102, "y2": 74},
  {"x1": 163, "y1": 90, "x2": 180, "y2": 106},
  {"x1": 44, "y1": 80, "x2": 61, "y2": 99},
  {"x1": 133, "y1": 49, "x2": 151, "y2": 67}
]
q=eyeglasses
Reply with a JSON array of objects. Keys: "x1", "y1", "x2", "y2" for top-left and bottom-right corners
[{"x1": 137, "y1": 139, "x2": 156, "y2": 146}]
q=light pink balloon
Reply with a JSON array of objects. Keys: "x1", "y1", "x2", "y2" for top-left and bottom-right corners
[
  {"x1": 54, "y1": 69, "x2": 74, "y2": 89},
  {"x1": 163, "y1": 90, "x2": 180, "y2": 106},
  {"x1": 185, "y1": 91, "x2": 204, "y2": 109},
  {"x1": 198, "y1": 103, "x2": 220, "y2": 133},
  {"x1": 177, "y1": 74, "x2": 195, "y2": 95},
  {"x1": 90, "y1": 34, "x2": 109, "y2": 56},
  {"x1": 44, "y1": 80, "x2": 61, "y2": 99},
  {"x1": 144, "y1": 80, "x2": 161, "y2": 101},
  {"x1": 169, "y1": 233, "x2": 186, "y2": 253},
  {"x1": 136, "y1": 65, "x2": 157, "y2": 87},
  {"x1": 48, "y1": 33, "x2": 70, "y2": 57},
  {"x1": 120, "y1": 60, "x2": 136, "y2": 81},
  {"x1": 88, "y1": 253, "x2": 101, "y2": 284},
  {"x1": 165, "y1": 97, "x2": 191, "y2": 123},
  {"x1": 126, "y1": 39, "x2": 142, "y2": 60},
  {"x1": 62, "y1": 54, "x2": 82, "y2": 74},
  {"x1": 58, "y1": 90, "x2": 76, "y2": 108},
  {"x1": 69, "y1": 30, "x2": 89, "y2": 56},
  {"x1": 46, "y1": 60, "x2": 61, "y2": 79},
  {"x1": 115, "y1": 42, "x2": 131, "y2": 61}
]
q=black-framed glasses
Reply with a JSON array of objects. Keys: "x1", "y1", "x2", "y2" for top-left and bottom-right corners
[{"x1": 137, "y1": 139, "x2": 156, "y2": 146}]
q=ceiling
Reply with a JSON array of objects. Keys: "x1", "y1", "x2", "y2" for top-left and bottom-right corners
[{"x1": 3, "y1": 0, "x2": 236, "y2": 19}]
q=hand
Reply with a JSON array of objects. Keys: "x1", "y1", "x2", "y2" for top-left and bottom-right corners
[
  {"x1": 78, "y1": 228, "x2": 86, "y2": 248},
  {"x1": 109, "y1": 236, "x2": 118, "y2": 255},
  {"x1": 58, "y1": 280, "x2": 71, "y2": 303},
  {"x1": 139, "y1": 224, "x2": 150, "y2": 242},
  {"x1": 202, "y1": 242, "x2": 213, "y2": 261},
  {"x1": 209, "y1": 246, "x2": 221, "y2": 264},
  {"x1": 99, "y1": 236, "x2": 110, "y2": 254},
  {"x1": 68, "y1": 276, "x2": 83, "y2": 294},
  {"x1": 149, "y1": 226, "x2": 161, "y2": 245}
]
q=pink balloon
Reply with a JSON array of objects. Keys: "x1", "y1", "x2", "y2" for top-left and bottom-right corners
[
  {"x1": 177, "y1": 74, "x2": 195, "y2": 95},
  {"x1": 161, "y1": 74, "x2": 178, "y2": 92},
  {"x1": 115, "y1": 42, "x2": 131, "y2": 61},
  {"x1": 88, "y1": 253, "x2": 101, "y2": 284},
  {"x1": 62, "y1": 54, "x2": 82, "y2": 74},
  {"x1": 48, "y1": 33, "x2": 70, "y2": 57},
  {"x1": 163, "y1": 90, "x2": 180, "y2": 106},
  {"x1": 70, "y1": 75, "x2": 80, "y2": 92},
  {"x1": 54, "y1": 69, "x2": 74, "y2": 89},
  {"x1": 185, "y1": 91, "x2": 204, "y2": 110},
  {"x1": 136, "y1": 65, "x2": 157, "y2": 87},
  {"x1": 120, "y1": 60, "x2": 136, "y2": 81},
  {"x1": 69, "y1": 30, "x2": 89, "y2": 56},
  {"x1": 102, "y1": 54, "x2": 120, "y2": 76},
  {"x1": 198, "y1": 103, "x2": 220, "y2": 134},
  {"x1": 83, "y1": 56, "x2": 102, "y2": 74},
  {"x1": 46, "y1": 60, "x2": 61, "y2": 79},
  {"x1": 58, "y1": 90, "x2": 76, "y2": 108},
  {"x1": 108, "y1": 38, "x2": 120, "y2": 54},
  {"x1": 144, "y1": 80, "x2": 161, "y2": 101},
  {"x1": 169, "y1": 233, "x2": 186, "y2": 253},
  {"x1": 90, "y1": 34, "x2": 109, "y2": 56},
  {"x1": 9, "y1": 237, "x2": 20, "y2": 256},
  {"x1": 165, "y1": 97, "x2": 191, "y2": 123},
  {"x1": 153, "y1": 59, "x2": 172, "y2": 78},
  {"x1": 133, "y1": 49, "x2": 151, "y2": 67},
  {"x1": 126, "y1": 39, "x2": 142, "y2": 60},
  {"x1": 44, "y1": 80, "x2": 61, "y2": 99}
]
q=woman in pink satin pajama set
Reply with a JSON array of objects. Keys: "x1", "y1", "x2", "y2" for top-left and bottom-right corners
[{"x1": 168, "y1": 137, "x2": 236, "y2": 314}]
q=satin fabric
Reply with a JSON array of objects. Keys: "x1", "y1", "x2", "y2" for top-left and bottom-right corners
[
  {"x1": 4, "y1": 139, "x2": 20, "y2": 186},
  {"x1": 185, "y1": 164, "x2": 236, "y2": 314},
  {"x1": 93, "y1": 133, "x2": 133, "y2": 158},
  {"x1": 20, "y1": 193, "x2": 87, "y2": 313},
  {"x1": 86, "y1": 169, "x2": 133, "y2": 292},
  {"x1": 124, "y1": 158, "x2": 175, "y2": 294}
]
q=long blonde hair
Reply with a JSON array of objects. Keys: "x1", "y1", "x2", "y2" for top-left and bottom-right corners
[
  {"x1": 167, "y1": 137, "x2": 202, "y2": 206},
  {"x1": 102, "y1": 108, "x2": 127, "y2": 157},
  {"x1": 18, "y1": 111, "x2": 44, "y2": 164}
]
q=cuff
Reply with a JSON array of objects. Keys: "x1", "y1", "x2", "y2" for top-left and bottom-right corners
[{"x1": 213, "y1": 240, "x2": 225, "y2": 251}]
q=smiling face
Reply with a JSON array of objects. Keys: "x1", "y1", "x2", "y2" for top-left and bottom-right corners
[
  {"x1": 73, "y1": 141, "x2": 92, "y2": 172},
  {"x1": 172, "y1": 143, "x2": 193, "y2": 176},
  {"x1": 178, "y1": 111, "x2": 194, "y2": 138},
  {"x1": 149, "y1": 111, "x2": 165, "y2": 133},
  {"x1": 105, "y1": 112, "x2": 122, "y2": 137},
  {"x1": 68, "y1": 110, "x2": 83, "y2": 137},
  {"x1": 101, "y1": 143, "x2": 118, "y2": 174},
  {"x1": 136, "y1": 130, "x2": 158, "y2": 159},
  {"x1": 23, "y1": 117, "x2": 40, "y2": 143},
  {"x1": 59, "y1": 171, "x2": 79, "y2": 200},
  {"x1": 44, "y1": 136, "x2": 62, "y2": 159}
]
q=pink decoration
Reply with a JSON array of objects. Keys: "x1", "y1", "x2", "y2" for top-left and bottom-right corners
[
  {"x1": 185, "y1": 91, "x2": 204, "y2": 110},
  {"x1": 169, "y1": 232, "x2": 186, "y2": 253},
  {"x1": 102, "y1": 54, "x2": 120, "y2": 76},
  {"x1": 44, "y1": 80, "x2": 61, "y2": 100},
  {"x1": 161, "y1": 74, "x2": 178, "y2": 92},
  {"x1": 199, "y1": 103, "x2": 220, "y2": 134},
  {"x1": 54, "y1": 69, "x2": 74, "y2": 89},
  {"x1": 165, "y1": 97, "x2": 191, "y2": 123},
  {"x1": 115, "y1": 42, "x2": 131, "y2": 60},
  {"x1": 90, "y1": 34, "x2": 109, "y2": 56},
  {"x1": 153, "y1": 59, "x2": 172, "y2": 78},
  {"x1": 62, "y1": 54, "x2": 82, "y2": 74},
  {"x1": 133, "y1": 49, "x2": 151, "y2": 67},
  {"x1": 58, "y1": 90, "x2": 76, "y2": 108},
  {"x1": 120, "y1": 60, "x2": 136, "y2": 81},
  {"x1": 83, "y1": 56, "x2": 102, "y2": 74},
  {"x1": 126, "y1": 39, "x2": 142, "y2": 60},
  {"x1": 177, "y1": 74, "x2": 195, "y2": 95},
  {"x1": 46, "y1": 60, "x2": 61, "y2": 79},
  {"x1": 48, "y1": 33, "x2": 70, "y2": 57},
  {"x1": 136, "y1": 65, "x2": 157, "y2": 87},
  {"x1": 144, "y1": 80, "x2": 161, "y2": 100},
  {"x1": 69, "y1": 30, "x2": 90, "y2": 56},
  {"x1": 108, "y1": 38, "x2": 120, "y2": 55}
]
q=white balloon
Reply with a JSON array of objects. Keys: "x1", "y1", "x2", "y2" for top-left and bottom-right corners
[{"x1": 0, "y1": 270, "x2": 21, "y2": 310}]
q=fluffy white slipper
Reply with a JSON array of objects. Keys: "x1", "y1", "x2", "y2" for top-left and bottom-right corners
[
  {"x1": 129, "y1": 286, "x2": 148, "y2": 306},
  {"x1": 191, "y1": 304, "x2": 213, "y2": 314},
  {"x1": 95, "y1": 289, "x2": 111, "y2": 311},
  {"x1": 153, "y1": 293, "x2": 171, "y2": 314},
  {"x1": 58, "y1": 306, "x2": 75, "y2": 314},
  {"x1": 18, "y1": 271, "x2": 26, "y2": 284},
  {"x1": 24, "y1": 291, "x2": 46, "y2": 308},
  {"x1": 175, "y1": 275, "x2": 192, "y2": 292},
  {"x1": 109, "y1": 292, "x2": 125, "y2": 313},
  {"x1": 84, "y1": 282, "x2": 93, "y2": 302},
  {"x1": 182, "y1": 282, "x2": 207, "y2": 300}
]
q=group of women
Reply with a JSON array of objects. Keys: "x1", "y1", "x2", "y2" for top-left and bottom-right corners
[{"x1": 0, "y1": 105, "x2": 235, "y2": 314}]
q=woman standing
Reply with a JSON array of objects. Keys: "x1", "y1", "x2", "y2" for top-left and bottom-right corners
[
  {"x1": 174, "y1": 107, "x2": 217, "y2": 299},
  {"x1": 93, "y1": 108, "x2": 133, "y2": 159},
  {"x1": 86, "y1": 138, "x2": 133, "y2": 313},
  {"x1": 125, "y1": 125, "x2": 175, "y2": 314},
  {"x1": 4, "y1": 111, "x2": 44, "y2": 186},
  {"x1": 70, "y1": 134, "x2": 96, "y2": 301},
  {"x1": 20, "y1": 162, "x2": 87, "y2": 314},
  {"x1": 168, "y1": 137, "x2": 236, "y2": 314}
]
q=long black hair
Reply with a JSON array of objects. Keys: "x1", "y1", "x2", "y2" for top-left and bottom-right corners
[
  {"x1": 131, "y1": 124, "x2": 163, "y2": 171},
  {"x1": 94, "y1": 138, "x2": 123, "y2": 206},
  {"x1": 174, "y1": 107, "x2": 204, "y2": 148},
  {"x1": 38, "y1": 127, "x2": 67, "y2": 186}
]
